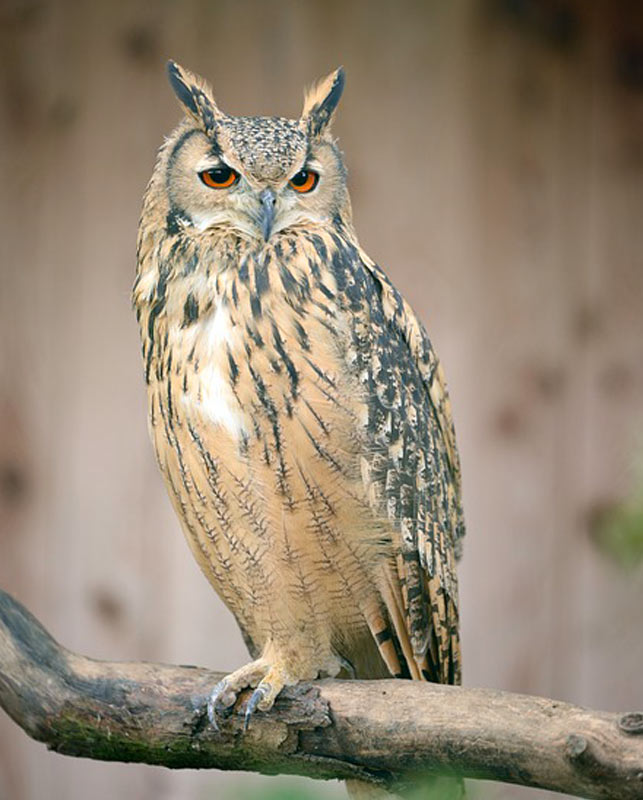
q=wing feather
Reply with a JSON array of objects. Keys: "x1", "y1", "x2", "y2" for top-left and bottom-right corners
[{"x1": 350, "y1": 246, "x2": 465, "y2": 684}]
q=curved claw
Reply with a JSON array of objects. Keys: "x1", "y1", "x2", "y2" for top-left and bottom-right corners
[
  {"x1": 244, "y1": 683, "x2": 270, "y2": 732},
  {"x1": 337, "y1": 655, "x2": 356, "y2": 679},
  {"x1": 207, "y1": 678, "x2": 234, "y2": 729}
]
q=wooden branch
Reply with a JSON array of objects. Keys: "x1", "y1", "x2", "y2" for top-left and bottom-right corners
[{"x1": 1, "y1": 589, "x2": 642, "y2": 799}]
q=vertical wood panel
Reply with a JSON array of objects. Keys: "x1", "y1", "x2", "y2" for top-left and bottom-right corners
[{"x1": 1, "y1": 2, "x2": 642, "y2": 799}]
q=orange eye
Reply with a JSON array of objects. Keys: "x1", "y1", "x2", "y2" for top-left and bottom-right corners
[
  {"x1": 199, "y1": 166, "x2": 238, "y2": 189},
  {"x1": 289, "y1": 169, "x2": 319, "y2": 193}
]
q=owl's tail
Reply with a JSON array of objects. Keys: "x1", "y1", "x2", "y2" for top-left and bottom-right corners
[{"x1": 345, "y1": 776, "x2": 465, "y2": 799}]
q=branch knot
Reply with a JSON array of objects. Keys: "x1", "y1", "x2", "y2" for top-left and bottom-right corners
[{"x1": 619, "y1": 712, "x2": 643, "y2": 735}]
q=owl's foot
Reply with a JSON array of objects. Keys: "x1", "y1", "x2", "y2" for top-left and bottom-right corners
[
  {"x1": 242, "y1": 661, "x2": 292, "y2": 731},
  {"x1": 207, "y1": 658, "x2": 268, "y2": 729},
  {"x1": 206, "y1": 657, "x2": 291, "y2": 731}
]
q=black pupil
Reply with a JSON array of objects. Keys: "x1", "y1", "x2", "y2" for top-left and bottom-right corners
[
  {"x1": 205, "y1": 167, "x2": 231, "y2": 183},
  {"x1": 291, "y1": 170, "x2": 309, "y2": 186}
]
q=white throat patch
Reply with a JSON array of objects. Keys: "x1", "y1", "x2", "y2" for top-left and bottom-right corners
[{"x1": 181, "y1": 301, "x2": 246, "y2": 438}]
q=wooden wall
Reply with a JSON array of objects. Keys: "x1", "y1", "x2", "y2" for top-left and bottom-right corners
[{"x1": 1, "y1": 1, "x2": 642, "y2": 798}]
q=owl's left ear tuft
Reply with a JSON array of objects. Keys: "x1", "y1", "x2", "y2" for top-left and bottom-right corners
[
  {"x1": 166, "y1": 60, "x2": 221, "y2": 135},
  {"x1": 301, "y1": 67, "x2": 345, "y2": 138}
]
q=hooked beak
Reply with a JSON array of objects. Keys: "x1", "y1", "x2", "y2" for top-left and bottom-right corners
[{"x1": 259, "y1": 188, "x2": 276, "y2": 240}]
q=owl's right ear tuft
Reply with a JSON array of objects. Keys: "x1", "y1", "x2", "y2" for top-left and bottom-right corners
[
  {"x1": 166, "y1": 60, "x2": 220, "y2": 135},
  {"x1": 301, "y1": 67, "x2": 345, "y2": 138}
]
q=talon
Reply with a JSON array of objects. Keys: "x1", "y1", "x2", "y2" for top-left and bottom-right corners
[
  {"x1": 203, "y1": 656, "x2": 288, "y2": 733},
  {"x1": 206, "y1": 701, "x2": 219, "y2": 731},
  {"x1": 244, "y1": 684, "x2": 270, "y2": 732},
  {"x1": 338, "y1": 655, "x2": 356, "y2": 679},
  {"x1": 207, "y1": 678, "x2": 233, "y2": 728}
]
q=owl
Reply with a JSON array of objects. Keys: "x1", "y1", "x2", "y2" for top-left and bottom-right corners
[{"x1": 134, "y1": 60, "x2": 465, "y2": 764}]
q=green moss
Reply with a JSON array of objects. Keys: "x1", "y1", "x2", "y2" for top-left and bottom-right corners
[
  {"x1": 225, "y1": 786, "x2": 333, "y2": 800},
  {"x1": 595, "y1": 501, "x2": 643, "y2": 567},
  {"x1": 46, "y1": 713, "x2": 358, "y2": 782},
  {"x1": 592, "y1": 448, "x2": 643, "y2": 569}
]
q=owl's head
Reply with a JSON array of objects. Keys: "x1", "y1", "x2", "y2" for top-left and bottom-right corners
[{"x1": 155, "y1": 61, "x2": 349, "y2": 243}]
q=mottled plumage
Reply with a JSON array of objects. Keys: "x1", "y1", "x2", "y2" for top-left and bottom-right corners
[{"x1": 134, "y1": 62, "x2": 465, "y2": 748}]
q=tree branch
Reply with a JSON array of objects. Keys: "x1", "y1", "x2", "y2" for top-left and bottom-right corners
[{"x1": 0, "y1": 589, "x2": 642, "y2": 798}]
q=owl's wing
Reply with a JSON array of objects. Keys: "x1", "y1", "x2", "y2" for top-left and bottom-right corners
[{"x1": 353, "y1": 247, "x2": 465, "y2": 685}]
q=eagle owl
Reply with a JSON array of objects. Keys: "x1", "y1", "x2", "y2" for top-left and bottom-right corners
[{"x1": 134, "y1": 61, "x2": 465, "y2": 761}]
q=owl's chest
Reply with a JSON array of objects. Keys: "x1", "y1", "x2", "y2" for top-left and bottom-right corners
[
  {"x1": 176, "y1": 302, "x2": 347, "y2": 438},
  {"x1": 146, "y1": 275, "x2": 386, "y2": 637},
  {"x1": 147, "y1": 256, "x2": 370, "y2": 493}
]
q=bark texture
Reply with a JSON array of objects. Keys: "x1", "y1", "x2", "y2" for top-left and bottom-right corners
[{"x1": 1, "y1": 589, "x2": 642, "y2": 799}]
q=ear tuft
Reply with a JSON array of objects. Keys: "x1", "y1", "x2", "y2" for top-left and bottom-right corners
[
  {"x1": 166, "y1": 60, "x2": 220, "y2": 135},
  {"x1": 302, "y1": 67, "x2": 345, "y2": 138},
  {"x1": 167, "y1": 60, "x2": 199, "y2": 116}
]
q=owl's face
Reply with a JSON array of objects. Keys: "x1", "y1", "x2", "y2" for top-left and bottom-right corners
[{"x1": 159, "y1": 62, "x2": 349, "y2": 243}]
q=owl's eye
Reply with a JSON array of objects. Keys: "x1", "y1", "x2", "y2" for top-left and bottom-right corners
[
  {"x1": 289, "y1": 169, "x2": 319, "y2": 194},
  {"x1": 199, "y1": 166, "x2": 238, "y2": 189}
]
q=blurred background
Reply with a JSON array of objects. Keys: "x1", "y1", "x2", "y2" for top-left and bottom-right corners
[{"x1": 1, "y1": 0, "x2": 642, "y2": 798}]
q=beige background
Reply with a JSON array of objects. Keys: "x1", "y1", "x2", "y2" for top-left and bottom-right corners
[{"x1": 1, "y1": 1, "x2": 642, "y2": 799}]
